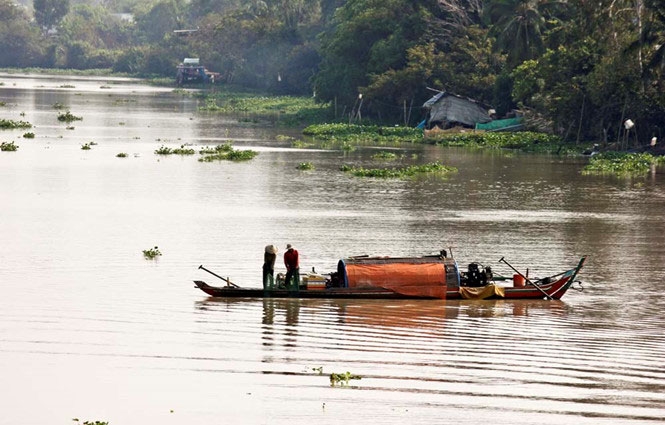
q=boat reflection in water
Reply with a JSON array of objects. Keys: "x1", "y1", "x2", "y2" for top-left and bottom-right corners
[{"x1": 195, "y1": 297, "x2": 570, "y2": 328}]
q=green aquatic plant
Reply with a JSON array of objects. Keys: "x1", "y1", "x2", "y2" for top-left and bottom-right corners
[
  {"x1": 81, "y1": 143, "x2": 91, "y2": 150},
  {"x1": 199, "y1": 143, "x2": 233, "y2": 154},
  {"x1": 341, "y1": 162, "x2": 457, "y2": 179},
  {"x1": 199, "y1": 145, "x2": 258, "y2": 162},
  {"x1": 225, "y1": 149, "x2": 258, "y2": 161},
  {"x1": 116, "y1": 152, "x2": 128, "y2": 158},
  {"x1": 142, "y1": 246, "x2": 162, "y2": 259},
  {"x1": 172, "y1": 145, "x2": 196, "y2": 155},
  {"x1": 23, "y1": 132, "x2": 35, "y2": 138},
  {"x1": 53, "y1": 102, "x2": 67, "y2": 109},
  {"x1": 1, "y1": 141, "x2": 18, "y2": 151},
  {"x1": 58, "y1": 111, "x2": 83, "y2": 123},
  {"x1": 329, "y1": 371, "x2": 362, "y2": 387},
  {"x1": 291, "y1": 140, "x2": 314, "y2": 148},
  {"x1": 0, "y1": 118, "x2": 32, "y2": 129},
  {"x1": 371, "y1": 151, "x2": 399, "y2": 160},
  {"x1": 199, "y1": 92, "x2": 333, "y2": 126},
  {"x1": 297, "y1": 162, "x2": 315, "y2": 170},
  {"x1": 340, "y1": 142, "x2": 356, "y2": 152},
  {"x1": 582, "y1": 152, "x2": 665, "y2": 176},
  {"x1": 155, "y1": 145, "x2": 173, "y2": 155},
  {"x1": 303, "y1": 123, "x2": 423, "y2": 143},
  {"x1": 276, "y1": 134, "x2": 295, "y2": 142},
  {"x1": 426, "y1": 131, "x2": 578, "y2": 154}
]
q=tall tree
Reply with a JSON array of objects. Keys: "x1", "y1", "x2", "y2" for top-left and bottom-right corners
[
  {"x1": 0, "y1": 0, "x2": 45, "y2": 66},
  {"x1": 484, "y1": 0, "x2": 565, "y2": 68},
  {"x1": 33, "y1": 0, "x2": 70, "y2": 33},
  {"x1": 314, "y1": 0, "x2": 431, "y2": 108}
]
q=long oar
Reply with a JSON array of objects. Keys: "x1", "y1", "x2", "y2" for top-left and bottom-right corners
[
  {"x1": 198, "y1": 265, "x2": 239, "y2": 288},
  {"x1": 499, "y1": 257, "x2": 553, "y2": 300}
]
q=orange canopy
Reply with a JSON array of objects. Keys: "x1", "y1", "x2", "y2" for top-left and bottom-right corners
[{"x1": 343, "y1": 262, "x2": 448, "y2": 299}]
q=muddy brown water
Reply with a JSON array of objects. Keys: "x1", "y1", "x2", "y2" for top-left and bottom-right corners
[{"x1": 1, "y1": 73, "x2": 665, "y2": 424}]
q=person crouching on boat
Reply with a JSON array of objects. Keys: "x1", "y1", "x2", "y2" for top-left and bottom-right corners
[
  {"x1": 263, "y1": 245, "x2": 278, "y2": 290},
  {"x1": 284, "y1": 244, "x2": 300, "y2": 289}
]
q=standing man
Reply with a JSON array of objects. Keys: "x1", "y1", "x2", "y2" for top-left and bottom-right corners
[
  {"x1": 263, "y1": 244, "x2": 278, "y2": 290},
  {"x1": 284, "y1": 243, "x2": 300, "y2": 290}
]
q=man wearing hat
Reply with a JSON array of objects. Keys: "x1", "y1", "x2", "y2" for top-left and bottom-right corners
[
  {"x1": 283, "y1": 244, "x2": 300, "y2": 289},
  {"x1": 263, "y1": 245, "x2": 278, "y2": 289}
]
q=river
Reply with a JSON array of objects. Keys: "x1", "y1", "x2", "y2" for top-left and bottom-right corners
[{"x1": 1, "y1": 73, "x2": 664, "y2": 425}]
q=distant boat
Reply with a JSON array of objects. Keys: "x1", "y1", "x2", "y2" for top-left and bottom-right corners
[
  {"x1": 176, "y1": 58, "x2": 220, "y2": 85},
  {"x1": 194, "y1": 253, "x2": 586, "y2": 300}
]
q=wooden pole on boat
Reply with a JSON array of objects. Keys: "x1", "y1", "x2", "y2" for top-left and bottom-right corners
[
  {"x1": 499, "y1": 257, "x2": 553, "y2": 300},
  {"x1": 198, "y1": 265, "x2": 239, "y2": 288}
]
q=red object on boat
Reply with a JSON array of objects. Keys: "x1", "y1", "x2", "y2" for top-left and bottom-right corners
[{"x1": 513, "y1": 274, "x2": 526, "y2": 287}]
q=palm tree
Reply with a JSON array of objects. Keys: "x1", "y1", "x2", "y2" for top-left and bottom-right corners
[{"x1": 485, "y1": 0, "x2": 564, "y2": 68}]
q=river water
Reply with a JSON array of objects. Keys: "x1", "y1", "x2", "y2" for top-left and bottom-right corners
[{"x1": 1, "y1": 73, "x2": 664, "y2": 425}]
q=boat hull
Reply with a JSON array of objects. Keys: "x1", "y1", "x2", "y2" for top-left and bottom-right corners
[{"x1": 193, "y1": 264, "x2": 580, "y2": 300}]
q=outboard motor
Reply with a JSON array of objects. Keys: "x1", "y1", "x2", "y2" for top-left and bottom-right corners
[
  {"x1": 466, "y1": 263, "x2": 482, "y2": 287},
  {"x1": 465, "y1": 263, "x2": 493, "y2": 287}
]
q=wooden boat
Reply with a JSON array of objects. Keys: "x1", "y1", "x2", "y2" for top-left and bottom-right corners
[{"x1": 194, "y1": 253, "x2": 586, "y2": 301}]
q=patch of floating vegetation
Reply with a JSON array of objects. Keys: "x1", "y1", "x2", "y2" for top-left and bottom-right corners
[
  {"x1": 57, "y1": 111, "x2": 82, "y2": 123},
  {"x1": 198, "y1": 143, "x2": 258, "y2": 162},
  {"x1": 371, "y1": 151, "x2": 399, "y2": 160},
  {"x1": 200, "y1": 93, "x2": 333, "y2": 126},
  {"x1": 0, "y1": 119, "x2": 32, "y2": 129},
  {"x1": 1, "y1": 141, "x2": 18, "y2": 151},
  {"x1": 142, "y1": 246, "x2": 161, "y2": 259},
  {"x1": 297, "y1": 162, "x2": 315, "y2": 170},
  {"x1": 329, "y1": 371, "x2": 362, "y2": 387},
  {"x1": 155, "y1": 145, "x2": 196, "y2": 155},
  {"x1": 340, "y1": 162, "x2": 457, "y2": 179},
  {"x1": 303, "y1": 123, "x2": 423, "y2": 144},
  {"x1": 582, "y1": 152, "x2": 665, "y2": 176}
]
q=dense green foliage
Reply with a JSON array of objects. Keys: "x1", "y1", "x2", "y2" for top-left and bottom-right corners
[{"x1": 2, "y1": 0, "x2": 665, "y2": 144}]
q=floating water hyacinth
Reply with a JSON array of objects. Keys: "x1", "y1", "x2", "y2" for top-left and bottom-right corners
[{"x1": 142, "y1": 246, "x2": 162, "y2": 259}]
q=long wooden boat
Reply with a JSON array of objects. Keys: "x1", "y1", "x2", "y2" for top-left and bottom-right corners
[{"x1": 194, "y1": 254, "x2": 586, "y2": 301}]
